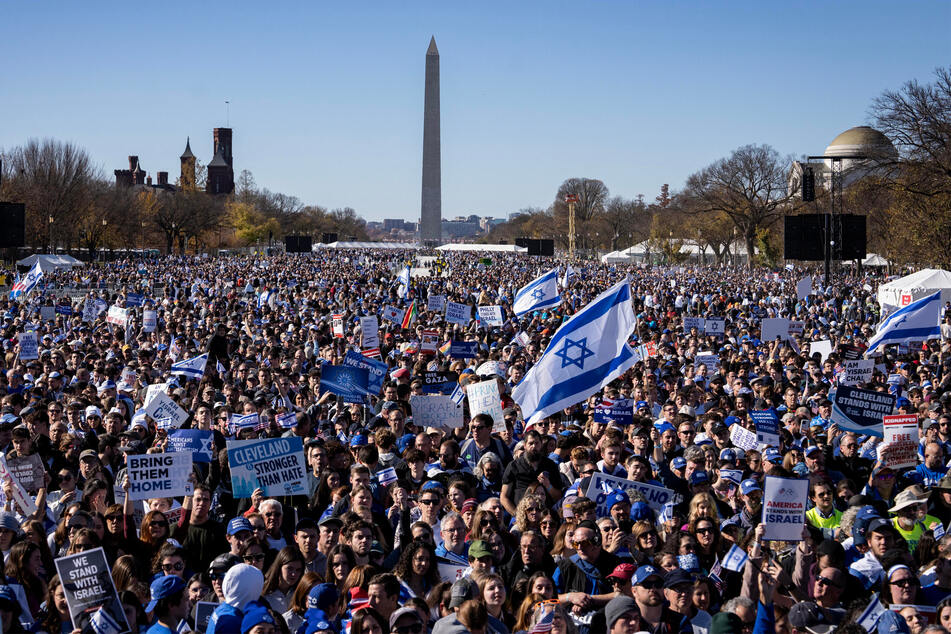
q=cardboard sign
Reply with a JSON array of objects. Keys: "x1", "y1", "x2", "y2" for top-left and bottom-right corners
[
  {"x1": 437, "y1": 563, "x2": 472, "y2": 583},
  {"x1": 40, "y1": 306, "x2": 55, "y2": 321},
  {"x1": 586, "y1": 471, "x2": 680, "y2": 513},
  {"x1": 6, "y1": 454, "x2": 46, "y2": 494},
  {"x1": 409, "y1": 394, "x2": 464, "y2": 429},
  {"x1": 420, "y1": 330, "x2": 439, "y2": 354},
  {"x1": 342, "y1": 351, "x2": 388, "y2": 398},
  {"x1": 810, "y1": 340, "x2": 833, "y2": 362},
  {"x1": 0, "y1": 455, "x2": 37, "y2": 516},
  {"x1": 332, "y1": 314, "x2": 344, "y2": 338},
  {"x1": 477, "y1": 305, "x2": 504, "y2": 327},
  {"x1": 593, "y1": 399, "x2": 634, "y2": 426},
  {"x1": 466, "y1": 379, "x2": 505, "y2": 433},
  {"x1": 841, "y1": 359, "x2": 874, "y2": 386},
  {"x1": 729, "y1": 424, "x2": 758, "y2": 451},
  {"x1": 382, "y1": 305, "x2": 404, "y2": 324},
  {"x1": 143, "y1": 392, "x2": 190, "y2": 430},
  {"x1": 106, "y1": 306, "x2": 129, "y2": 327},
  {"x1": 445, "y1": 301, "x2": 471, "y2": 326},
  {"x1": 694, "y1": 354, "x2": 720, "y2": 374},
  {"x1": 704, "y1": 318, "x2": 725, "y2": 336},
  {"x1": 167, "y1": 429, "x2": 215, "y2": 463},
  {"x1": 683, "y1": 317, "x2": 704, "y2": 333},
  {"x1": 427, "y1": 295, "x2": 446, "y2": 312},
  {"x1": 878, "y1": 414, "x2": 919, "y2": 470},
  {"x1": 142, "y1": 310, "x2": 157, "y2": 333},
  {"x1": 830, "y1": 386, "x2": 897, "y2": 438},
  {"x1": 761, "y1": 318, "x2": 795, "y2": 345},
  {"x1": 762, "y1": 476, "x2": 808, "y2": 541},
  {"x1": 194, "y1": 601, "x2": 217, "y2": 634},
  {"x1": 360, "y1": 316, "x2": 379, "y2": 349},
  {"x1": 227, "y1": 437, "x2": 308, "y2": 498},
  {"x1": 796, "y1": 277, "x2": 812, "y2": 300},
  {"x1": 17, "y1": 331, "x2": 38, "y2": 361},
  {"x1": 320, "y1": 365, "x2": 371, "y2": 404},
  {"x1": 751, "y1": 410, "x2": 780, "y2": 448},
  {"x1": 449, "y1": 341, "x2": 478, "y2": 358},
  {"x1": 127, "y1": 453, "x2": 194, "y2": 501},
  {"x1": 55, "y1": 547, "x2": 130, "y2": 633}
]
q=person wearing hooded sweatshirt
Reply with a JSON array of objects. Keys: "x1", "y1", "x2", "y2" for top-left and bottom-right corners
[
  {"x1": 206, "y1": 563, "x2": 265, "y2": 634},
  {"x1": 298, "y1": 583, "x2": 341, "y2": 634}
]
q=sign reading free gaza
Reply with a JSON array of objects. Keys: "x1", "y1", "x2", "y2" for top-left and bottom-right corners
[{"x1": 227, "y1": 437, "x2": 308, "y2": 498}]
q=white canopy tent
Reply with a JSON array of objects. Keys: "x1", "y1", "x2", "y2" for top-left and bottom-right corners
[
  {"x1": 312, "y1": 241, "x2": 418, "y2": 250},
  {"x1": 862, "y1": 253, "x2": 889, "y2": 267},
  {"x1": 16, "y1": 254, "x2": 84, "y2": 270},
  {"x1": 877, "y1": 268, "x2": 951, "y2": 310},
  {"x1": 601, "y1": 250, "x2": 635, "y2": 264},
  {"x1": 436, "y1": 243, "x2": 527, "y2": 253}
]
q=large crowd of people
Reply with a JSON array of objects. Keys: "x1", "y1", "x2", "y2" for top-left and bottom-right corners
[{"x1": 1, "y1": 250, "x2": 950, "y2": 634}]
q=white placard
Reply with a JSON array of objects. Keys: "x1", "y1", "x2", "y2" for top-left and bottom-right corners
[
  {"x1": 694, "y1": 354, "x2": 719, "y2": 374},
  {"x1": 761, "y1": 318, "x2": 792, "y2": 343},
  {"x1": 796, "y1": 277, "x2": 812, "y2": 300},
  {"x1": 40, "y1": 306, "x2": 55, "y2": 321},
  {"x1": 17, "y1": 332, "x2": 39, "y2": 361},
  {"x1": 106, "y1": 306, "x2": 129, "y2": 327},
  {"x1": 729, "y1": 424, "x2": 758, "y2": 451},
  {"x1": 437, "y1": 563, "x2": 472, "y2": 583},
  {"x1": 585, "y1": 471, "x2": 680, "y2": 513},
  {"x1": 143, "y1": 392, "x2": 189, "y2": 430},
  {"x1": 360, "y1": 316, "x2": 379, "y2": 349},
  {"x1": 683, "y1": 317, "x2": 705, "y2": 333},
  {"x1": 427, "y1": 295, "x2": 446, "y2": 312},
  {"x1": 762, "y1": 476, "x2": 808, "y2": 541},
  {"x1": 841, "y1": 359, "x2": 874, "y2": 386},
  {"x1": 445, "y1": 301, "x2": 471, "y2": 326},
  {"x1": 811, "y1": 340, "x2": 833, "y2": 362},
  {"x1": 704, "y1": 318, "x2": 725, "y2": 336},
  {"x1": 127, "y1": 452, "x2": 194, "y2": 501},
  {"x1": 382, "y1": 305, "x2": 404, "y2": 324},
  {"x1": 142, "y1": 310, "x2": 157, "y2": 333},
  {"x1": 466, "y1": 379, "x2": 505, "y2": 433},
  {"x1": 409, "y1": 395, "x2": 464, "y2": 429},
  {"x1": 878, "y1": 415, "x2": 919, "y2": 471},
  {"x1": 477, "y1": 305, "x2": 504, "y2": 327}
]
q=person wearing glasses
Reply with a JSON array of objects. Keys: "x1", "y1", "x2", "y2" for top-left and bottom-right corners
[
  {"x1": 460, "y1": 413, "x2": 512, "y2": 470},
  {"x1": 552, "y1": 520, "x2": 619, "y2": 615},
  {"x1": 806, "y1": 479, "x2": 843, "y2": 536},
  {"x1": 828, "y1": 431, "x2": 872, "y2": 484},
  {"x1": 810, "y1": 566, "x2": 846, "y2": 621}
]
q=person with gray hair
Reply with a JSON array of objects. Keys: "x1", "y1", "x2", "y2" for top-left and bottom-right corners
[
  {"x1": 259, "y1": 498, "x2": 287, "y2": 550},
  {"x1": 473, "y1": 452, "x2": 503, "y2": 499},
  {"x1": 436, "y1": 512, "x2": 468, "y2": 565},
  {"x1": 722, "y1": 596, "x2": 756, "y2": 625}
]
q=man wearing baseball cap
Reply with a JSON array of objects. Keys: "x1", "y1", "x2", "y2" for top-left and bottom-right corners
[
  {"x1": 849, "y1": 517, "x2": 896, "y2": 589},
  {"x1": 665, "y1": 569, "x2": 710, "y2": 631},
  {"x1": 722, "y1": 479, "x2": 762, "y2": 532},
  {"x1": 145, "y1": 575, "x2": 189, "y2": 634},
  {"x1": 631, "y1": 565, "x2": 686, "y2": 632}
]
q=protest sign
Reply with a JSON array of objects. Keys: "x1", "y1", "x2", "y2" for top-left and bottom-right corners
[
  {"x1": 360, "y1": 316, "x2": 379, "y2": 349},
  {"x1": 106, "y1": 306, "x2": 128, "y2": 327},
  {"x1": 7, "y1": 454, "x2": 46, "y2": 494},
  {"x1": 466, "y1": 378, "x2": 505, "y2": 433},
  {"x1": 40, "y1": 306, "x2": 55, "y2": 321},
  {"x1": 761, "y1": 318, "x2": 795, "y2": 345},
  {"x1": 17, "y1": 331, "x2": 38, "y2": 361},
  {"x1": 796, "y1": 277, "x2": 812, "y2": 300},
  {"x1": 319, "y1": 365, "x2": 371, "y2": 404},
  {"x1": 704, "y1": 318, "x2": 725, "y2": 336},
  {"x1": 332, "y1": 314, "x2": 344, "y2": 338},
  {"x1": 477, "y1": 305, "x2": 504, "y2": 327},
  {"x1": 55, "y1": 547, "x2": 130, "y2": 633},
  {"x1": 427, "y1": 295, "x2": 446, "y2": 312},
  {"x1": 227, "y1": 437, "x2": 308, "y2": 498},
  {"x1": 762, "y1": 476, "x2": 808, "y2": 541},
  {"x1": 420, "y1": 371, "x2": 457, "y2": 395},
  {"x1": 593, "y1": 399, "x2": 634, "y2": 426},
  {"x1": 55, "y1": 303, "x2": 72, "y2": 315},
  {"x1": 143, "y1": 382, "x2": 169, "y2": 407},
  {"x1": 120, "y1": 367, "x2": 136, "y2": 386},
  {"x1": 830, "y1": 386, "x2": 896, "y2": 437},
  {"x1": 694, "y1": 354, "x2": 719, "y2": 374},
  {"x1": 683, "y1": 317, "x2": 704, "y2": 333},
  {"x1": 449, "y1": 341, "x2": 478, "y2": 358},
  {"x1": 437, "y1": 563, "x2": 471, "y2": 583},
  {"x1": 82, "y1": 300, "x2": 99, "y2": 323},
  {"x1": 751, "y1": 410, "x2": 780, "y2": 448},
  {"x1": 194, "y1": 602, "x2": 217, "y2": 634},
  {"x1": 729, "y1": 424, "x2": 758, "y2": 451},
  {"x1": 788, "y1": 321, "x2": 804, "y2": 336},
  {"x1": 126, "y1": 453, "x2": 194, "y2": 501},
  {"x1": 878, "y1": 414, "x2": 919, "y2": 470},
  {"x1": 445, "y1": 301, "x2": 471, "y2": 326},
  {"x1": 126, "y1": 293, "x2": 144, "y2": 307},
  {"x1": 841, "y1": 345, "x2": 863, "y2": 360},
  {"x1": 142, "y1": 309, "x2": 157, "y2": 333},
  {"x1": 342, "y1": 351, "x2": 388, "y2": 398},
  {"x1": 841, "y1": 359, "x2": 874, "y2": 386},
  {"x1": 409, "y1": 395, "x2": 464, "y2": 429},
  {"x1": 167, "y1": 429, "x2": 215, "y2": 463},
  {"x1": 143, "y1": 392, "x2": 190, "y2": 430},
  {"x1": 586, "y1": 471, "x2": 680, "y2": 513},
  {"x1": 0, "y1": 455, "x2": 37, "y2": 516},
  {"x1": 420, "y1": 330, "x2": 439, "y2": 353},
  {"x1": 381, "y1": 305, "x2": 404, "y2": 324},
  {"x1": 810, "y1": 339, "x2": 833, "y2": 362}
]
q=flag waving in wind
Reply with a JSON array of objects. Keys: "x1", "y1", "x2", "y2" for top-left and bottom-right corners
[
  {"x1": 9, "y1": 261, "x2": 43, "y2": 301},
  {"x1": 170, "y1": 353, "x2": 208, "y2": 380},
  {"x1": 397, "y1": 265, "x2": 411, "y2": 299},
  {"x1": 864, "y1": 291, "x2": 942, "y2": 357},
  {"x1": 561, "y1": 264, "x2": 576, "y2": 289},
  {"x1": 512, "y1": 268, "x2": 561, "y2": 316},
  {"x1": 513, "y1": 278, "x2": 637, "y2": 426}
]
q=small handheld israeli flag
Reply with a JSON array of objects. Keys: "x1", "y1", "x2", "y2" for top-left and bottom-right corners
[
  {"x1": 231, "y1": 413, "x2": 259, "y2": 431},
  {"x1": 89, "y1": 606, "x2": 124, "y2": 634},
  {"x1": 377, "y1": 467, "x2": 398, "y2": 486},
  {"x1": 277, "y1": 411, "x2": 297, "y2": 429},
  {"x1": 449, "y1": 383, "x2": 465, "y2": 406},
  {"x1": 170, "y1": 353, "x2": 208, "y2": 380},
  {"x1": 677, "y1": 553, "x2": 700, "y2": 572},
  {"x1": 722, "y1": 543, "x2": 749, "y2": 572},
  {"x1": 658, "y1": 501, "x2": 674, "y2": 523}
]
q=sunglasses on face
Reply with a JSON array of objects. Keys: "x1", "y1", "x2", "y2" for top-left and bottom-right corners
[
  {"x1": 419, "y1": 499, "x2": 439, "y2": 505},
  {"x1": 243, "y1": 553, "x2": 265, "y2": 563},
  {"x1": 695, "y1": 527, "x2": 714, "y2": 534},
  {"x1": 394, "y1": 625, "x2": 423, "y2": 634},
  {"x1": 816, "y1": 576, "x2": 841, "y2": 589},
  {"x1": 891, "y1": 577, "x2": 918, "y2": 588},
  {"x1": 638, "y1": 580, "x2": 663, "y2": 590},
  {"x1": 162, "y1": 561, "x2": 185, "y2": 572}
]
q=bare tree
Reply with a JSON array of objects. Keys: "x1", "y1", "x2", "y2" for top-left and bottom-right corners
[{"x1": 683, "y1": 144, "x2": 793, "y2": 266}]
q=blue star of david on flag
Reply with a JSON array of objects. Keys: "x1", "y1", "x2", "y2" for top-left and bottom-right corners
[
  {"x1": 554, "y1": 336, "x2": 595, "y2": 369},
  {"x1": 513, "y1": 268, "x2": 561, "y2": 316},
  {"x1": 531, "y1": 287, "x2": 546, "y2": 301}
]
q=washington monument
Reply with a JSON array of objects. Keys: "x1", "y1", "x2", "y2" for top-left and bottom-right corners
[{"x1": 420, "y1": 36, "x2": 441, "y2": 246}]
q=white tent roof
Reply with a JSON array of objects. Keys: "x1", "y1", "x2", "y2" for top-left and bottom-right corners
[
  {"x1": 16, "y1": 254, "x2": 84, "y2": 269},
  {"x1": 601, "y1": 250, "x2": 634, "y2": 263},
  {"x1": 436, "y1": 243, "x2": 527, "y2": 253},
  {"x1": 862, "y1": 253, "x2": 889, "y2": 266},
  {"x1": 878, "y1": 268, "x2": 951, "y2": 309},
  {"x1": 312, "y1": 241, "x2": 418, "y2": 250}
]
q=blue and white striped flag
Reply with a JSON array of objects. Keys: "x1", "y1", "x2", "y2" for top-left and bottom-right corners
[
  {"x1": 512, "y1": 279, "x2": 637, "y2": 426},
  {"x1": 658, "y1": 501, "x2": 674, "y2": 523},
  {"x1": 865, "y1": 291, "x2": 941, "y2": 357},
  {"x1": 277, "y1": 411, "x2": 297, "y2": 429},
  {"x1": 9, "y1": 262, "x2": 44, "y2": 301},
  {"x1": 397, "y1": 265, "x2": 411, "y2": 299},
  {"x1": 170, "y1": 353, "x2": 208, "y2": 380},
  {"x1": 513, "y1": 268, "x2": 561, "y2": 316},
  {"x1": 722, "y1": 543, "x2": 749, "y2": 572},
  {"x1": 89, "y1": 606, "x2": 124, "y2": 634},
  {"x1": 216, "y1": 360, "x2": 226, "y2": 374},
  {"x1": 561, "y1": 264, "x2": 576, "y2": 288},
  {"x1": 231, "y1": 413, "x2": 259, "y2": 431},
  {"x1": 449, "y1": 383, "x2": 465, "y2": 406}
]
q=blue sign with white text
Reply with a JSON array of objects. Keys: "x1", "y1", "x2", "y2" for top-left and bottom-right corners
[{"x1": 320, "y1": 365, "x2": 371, "y2": 404}]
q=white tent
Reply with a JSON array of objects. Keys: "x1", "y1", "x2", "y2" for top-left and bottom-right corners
[
  {"x1": 862, "y1": 253, "x2": 889, "y2": 267},
  {"x1": 877, "y1": 268, "x2": 951, "y2": 309},
  {"x1": 601, "y1": 250, "x2": 634, "y2": 264},
  {"x1": 16, "y1": 254, "x2": 84, "y2": 270},
  {"x1": 312, "y1": 241, "x2": 418, "y2": 250},
  {"x1": 436, "y1": 243, "x2": 527, "y2": 253}
]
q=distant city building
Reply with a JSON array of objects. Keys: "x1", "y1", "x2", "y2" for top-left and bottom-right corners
[
  {"x1": 114, "y1": 156, "x2": 174, "y2": 191},
  {"x1": 788, "y1": 126, "x2": 897, "y2": 197},
  {"x1": 206, "y1": 128, "x2": 235, "y2": 195},
  {"x1": 113, "y1": 128, "x2": 235, "y2": 195}
]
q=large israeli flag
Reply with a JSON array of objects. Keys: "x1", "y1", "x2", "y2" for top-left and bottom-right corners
[
  {"x1": 865, "y1": 291, "x2": 941, "y2": 357},
  {"x1": 9, "y1": 262, "x2": 43, "y2": 301},
  {"x1": 397, "y1": 265, "x2": 411, "y2": 299},
  {"x1": 513, "y1": 279, "x2": 637, "y2": 425},
  {"x1": 170, "y1": 353, "x2": 208, "y2": 380},
  {"x1": 512, "y1": 268, "x2": 561, "y2": 316}
]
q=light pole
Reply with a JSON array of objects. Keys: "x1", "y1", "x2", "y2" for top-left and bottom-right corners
[
  {"x1": 565, "y1": 194, "x2": 578, "y2": 260},
  {"x1": 48, "y1": 215, "x2": 54, "y2": 251}
]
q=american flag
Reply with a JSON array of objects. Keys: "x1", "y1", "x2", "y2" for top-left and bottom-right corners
[
  {"x1": 709, "y1": 556, "x2": 725, "y2": 593},
  {"x1": 361, "y1": 347, "x2": 381, "y2": 359},
  {"x1": 529, "y1": 609, "x2": 555, "y2": 634}
]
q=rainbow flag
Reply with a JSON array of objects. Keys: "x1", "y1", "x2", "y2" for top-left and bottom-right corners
[
  {"x1": 438, "y1": 341, "x2": 452, "y2": 355},
  {"x1": 401, "y1": 299, "x2": 418, "y2": 329}
]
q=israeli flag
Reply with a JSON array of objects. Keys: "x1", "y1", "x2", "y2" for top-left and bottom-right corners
[
  {"x1": 397, "y1": 265, "x2": 411, "y2": 299},
  {"x1": 512, "y1": 279, "x2": 637, "y2": 426},
  {"x1": 231, "y1": 412, "x2": 259, "y2": 430},
  {"x1": 89, "y1": 606, "x2": 123, "y2": 634},
  {"x1": 865, "y1": 291, "x2": 941, "y2": 357},
  {"x1": 561, "y1": 264, "x2": 576, "y2": 288},
  {"x1": 512, "y1": 268, "x2": 561, "y2": 316},
  {"x1": 170, "y1": 353, "x2": 208, "y2": 380},
  {"x1": 722, "y1": 543, "x2": 749, "y2": 572},
  {"x1": 9, "y1": 262, "x2": 44, "y2": 301},
  {"x1": 449, "y1": 383, "x2": 465, "y2": 406},
  {"x1": 277, "y1": 411, "x2": 297, "y2": 429}
]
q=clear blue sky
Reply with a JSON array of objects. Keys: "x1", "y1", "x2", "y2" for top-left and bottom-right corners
[{"x1": 2, "y1": 2, "x2": 947, "y2": 222}]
